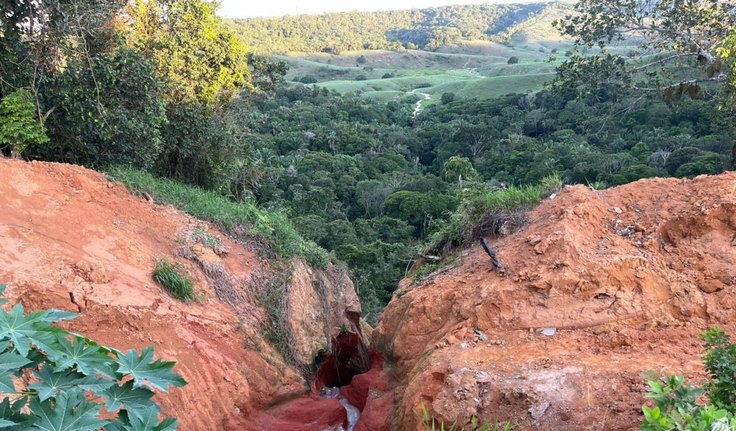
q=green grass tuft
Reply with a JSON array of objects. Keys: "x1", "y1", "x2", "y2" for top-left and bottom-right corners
[
  {"x1": 153, "y1": 259, "x2": 195, "y2": 301},
  {"x1": 425, "y1": 173, "x2": 562, "y2": 256},
  {"x1": 108, "y1": 167, "x2": 330, "y2": 268}
]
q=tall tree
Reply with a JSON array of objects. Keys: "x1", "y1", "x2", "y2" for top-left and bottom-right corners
[
  {"x1": 553, "y1": 0, "x2": 736, "y2": 99},
  {"x1": 128, "y1": 0, "x2": 252, "y2": 106}
]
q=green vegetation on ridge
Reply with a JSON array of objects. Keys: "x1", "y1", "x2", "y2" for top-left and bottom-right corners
[{"x1": 108, "y1": 167, "x2": 329, "y2": 268}]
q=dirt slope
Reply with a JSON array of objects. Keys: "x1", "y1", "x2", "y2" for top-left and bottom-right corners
[
  {"x1": 0, "y1": 159, "x2": 361, "y2": 429},
  {"x1": 375, "y1": 173, "x2": 736, "y2": 430}
]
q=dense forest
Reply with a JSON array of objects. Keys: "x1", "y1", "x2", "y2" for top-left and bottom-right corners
[
  {"x1": 1, "y1": 0, "x2": 735, "y2": 324},
  {"x1": 237, "y1": 81, "x2": 733, "y2": 319},
  {"x1": 225, "y1": 3, "x2": 547, "y2": 53}
]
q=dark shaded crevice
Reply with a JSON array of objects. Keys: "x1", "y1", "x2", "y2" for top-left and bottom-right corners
[{"x1": 315, "y1": 332, "x2": 370, "y2": 388}]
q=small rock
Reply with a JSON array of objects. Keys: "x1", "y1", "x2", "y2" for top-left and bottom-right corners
[
  {"x1": 530, "y1": 401, "x2": 550, "y2": 420},
  {"x1": 534, "y1": 241, "x2": 548, "y2": 255},
  {"x1": 527, "y1": 234, "x2": 542, "y2": 246},
  {"x1": 549, "y1": 193, "x2": 557, "y2": 200},
  {"x1": 538, "y1": 327, "x2": 557, "y2": 337},
  {"x1": 611, "y1": 207, "x2": 623, "y2": 214},
  {"x1": 699, "y1": 279, "x2": 725, "y2": 294}
]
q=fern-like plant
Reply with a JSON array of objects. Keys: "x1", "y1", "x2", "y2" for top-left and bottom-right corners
[{"x1": 0, "y1": 284, "x2": 186, "y2": 429}]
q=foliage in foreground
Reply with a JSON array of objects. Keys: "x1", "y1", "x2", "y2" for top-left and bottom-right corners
[
  {"x1": 0, "y1": 284, "x2": 186, "y2": 429},
  {"x1": 641, "y1": 328, "x2": 736, "y2": 431},
  {"x1": 421, "y1": 403, "x2": 513, "y2": 431},
  {"x1": 108, "y1": 166, "x2": 329, "y2": 269},
  {"x1": 153, "y1": 260, "x2": 195, "y2": 302}
]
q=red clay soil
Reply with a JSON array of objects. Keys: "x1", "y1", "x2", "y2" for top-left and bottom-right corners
[
  {"x1": 0, "y1": 159, "x2": 308, "y2": 430},
  {"x1": 375, "y1": 173, "x2": 736, "y2": 430},
  {"x1": 4, "y1": 157, "x2": 736, "y2": 431}
]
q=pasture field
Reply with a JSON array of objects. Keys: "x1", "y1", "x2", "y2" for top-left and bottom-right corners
[{"x1": 281, "y1": 41, "x2": 570, "y2": 105}]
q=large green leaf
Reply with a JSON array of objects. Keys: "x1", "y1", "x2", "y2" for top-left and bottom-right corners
[
  {"x1": 105, "y1": 407, "x2": 177, "y2": 431},
  {"x1": 0, "y1": 351, "x2": 31, "y2": 393},
  {"x1": 39, "y1": 311, "x2": 78, "y2": 325},
  {"x1": 115, "y1": 348, "x2": 186, "y2": 392},
  {"x1": 102, "y1": 381, "x2": 155, "y2": 419},
  {"x1": 30, "y1": 390, "x2": 109, "y2": 431},
  {"x1": 30, "y1": 368, "x2": 115, "y2": 402},
  {"x1": 47, "y1": 336, "x2": 116, "y2": 378},
  {"x1": 0, "y1": 397, "x2": 32, "y2": 429},
  {"x1": 0, "y1": 304, "x2": 62, "y2": 356},
  {"x1": 0, "y1": 351, "x2": 32, "y2": 372}
]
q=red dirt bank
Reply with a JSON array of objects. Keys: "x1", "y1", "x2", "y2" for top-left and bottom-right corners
[
  {"x1": 375, "y1": 173, "x2": 736, "y2": 430},
  {"x1": 3, "y1": 158, "x2": 736, "y2": 430},
  {"x1": 0, "y1": 159, "x2": 366, "y2": 430}
]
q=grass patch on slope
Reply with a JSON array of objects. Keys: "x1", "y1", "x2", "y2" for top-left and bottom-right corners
[
  {"x1": 153, "y1": 259, "x2": 195, "y2": 301},
  {"x1": 108, "y1": 166, "x2": 329, "y2": 268},
  {"x1": 425, "y1": 174, "x2": 562, "y2": 256}
]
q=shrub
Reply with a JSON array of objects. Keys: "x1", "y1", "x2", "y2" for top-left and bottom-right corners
[
  {"x1": 355, "y1": 74, "x2": 368, "y2": 81},
  {"x1": 0, "y1": 89, "x2": 49, "y2": 156},
  {"x1": 0, "y1": 284, "x2": 185, "y2": 429},
  {"x1": 424, "y1": 174, "x2": 562, "y2": 256},
  {"x1": 702, "y1": 327, "x2": 736, "y2": 410},
  {"x1": 299, "y1": 75, "x2": 318, "y2": 84},
  {"x1": 507, "y1": 56, "x2": 519, "y2": 64},
  {"x1": 153, "y1": 259, "x2": 195, "y2": 301},
  {"x1": 441, "y1": 92, "x2": 456, "y2": 105},
  {"x1": 641, "y1": 328, "x2": 736, "y2": 430}
]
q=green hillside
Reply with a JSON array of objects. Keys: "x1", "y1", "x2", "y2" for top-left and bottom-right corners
[{"x1": 225, "y1": 3, "x2": 549, "y2": 54}]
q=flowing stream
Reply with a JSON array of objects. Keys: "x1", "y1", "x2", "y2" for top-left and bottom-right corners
[
  {"x1": 320, "y1": 387, "x2": 361, "y2": 431},
  {"x1": 409, "y1": 89, "x2": 431, "y2": 117}
]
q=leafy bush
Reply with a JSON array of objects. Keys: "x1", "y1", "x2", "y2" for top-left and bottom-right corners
[
  {"x1": 702, "y1": 328, "x2": 736, "y2": 410},
  {"x1": 641, "y1": 328, "x2": 736, "y2": 431},
  {"x1": 0, "y1": 284, "x2": 186, "y2": 429},
  {"x1": 507, "y1": 56, "x2": 519, "y2": 64},
  {"x1": 153, "y1": 259, "x2": 195, "y2": 301},
  {"x1": 0, "y1": 89, "x2": 49, "y2": 156},
  {"x1": 108, "y1": 167, "x2": 329, "y2": 268}
]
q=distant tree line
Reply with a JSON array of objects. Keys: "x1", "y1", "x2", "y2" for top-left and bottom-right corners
[{"x1": 225, "y1": 3, "x2": 547, "y2": 54}]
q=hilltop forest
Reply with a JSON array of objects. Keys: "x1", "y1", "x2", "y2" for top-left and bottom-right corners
[
  {"x1": 225, "y1": 3, "x2": 548, "y2": 53},
  {"x1": 1, "y1": 0, "x2": 735, "y2": 322}
]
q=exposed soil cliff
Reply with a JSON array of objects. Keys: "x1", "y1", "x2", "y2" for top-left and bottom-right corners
[
  {"x1": 0, "y1": 159, "x2": 364, "y2": 430},
  {"x1": 375, "y1": 173, "x2": 736, "y2": 430},
  {"x1": 5, "y1": 158, "x2": 736, "y2": 430}
]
